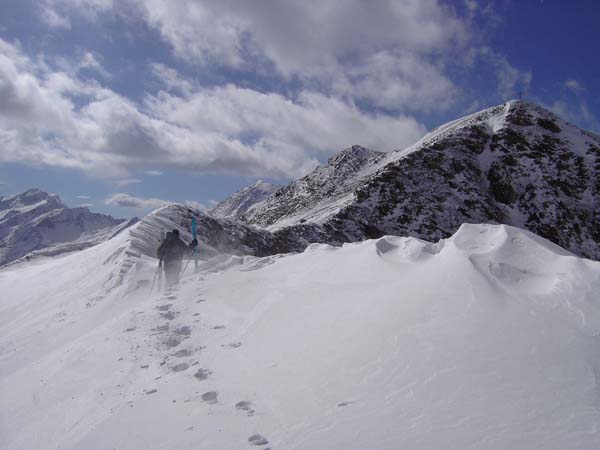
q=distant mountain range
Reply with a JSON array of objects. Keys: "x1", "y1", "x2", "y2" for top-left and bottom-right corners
[{"x1": 0, "y1": 189, "x2": 134, "y2": 266}]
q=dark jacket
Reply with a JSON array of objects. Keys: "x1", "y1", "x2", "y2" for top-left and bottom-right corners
[{"x1": 157, "y1": 232, "x2": 194, "y2": 264}]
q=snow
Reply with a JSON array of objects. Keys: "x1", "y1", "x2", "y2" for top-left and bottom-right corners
[
  {"x1": 210, "y1": 180, "x2": 280, "y2": 221},
  {"x1": 0, "y1": 189, "x2": 128, "y2": 266},
  {"x1": 1, "y1": 222, "x2": 600, "y2": 449}
]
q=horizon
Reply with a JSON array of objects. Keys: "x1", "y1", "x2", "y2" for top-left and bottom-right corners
[{"x1": 1, "y1": 0, "x2": 599, "y2": 219}]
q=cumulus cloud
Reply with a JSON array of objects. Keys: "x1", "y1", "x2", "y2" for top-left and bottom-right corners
[
  {"x1": 104, "y1": 193, "x2": 206, "y2": 211},
  {"x1": 184, "y1": 200, "x2": 208, "y2": 211},
  {"x1": 0, "y1": 38, "x2": 427, "y2": 179},
  {"x1": 105, "y1": 193, "x2": 171, "y2": 209},
  {"x1": 44, "y1": 0, "x2": 470, "y2": 112}
]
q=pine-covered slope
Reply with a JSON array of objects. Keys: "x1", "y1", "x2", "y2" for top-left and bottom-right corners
[
  {"x1": 209, "y1": 180, "x2": 279, "y2": 220},
  {"x1": 0, "y1": 189, "x2": 129, "y2": 266},
  {"x1": 244, "y1": 101, "x2": 600, "y2": 260}
]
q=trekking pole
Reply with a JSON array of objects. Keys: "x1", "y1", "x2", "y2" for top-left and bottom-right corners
[
  {"x1": 182, "y1": 256, "x2": 192, "y2": 277},
  {"x1": 150, "y1": 260, "x2": 162, "y2": 294}
]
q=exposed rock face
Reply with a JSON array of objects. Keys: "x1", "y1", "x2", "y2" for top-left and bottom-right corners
[
  {"x1": 240, "y1": 101, "x2": 600, "y2": 260},
  {"x1": 242, "y1": 145, "x2": 386, "y2": 229}
]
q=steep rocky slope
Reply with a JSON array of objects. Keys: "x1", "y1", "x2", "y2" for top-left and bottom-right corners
[{"x1": 243, "y1": 101, "x2": 600, "y2": 260}]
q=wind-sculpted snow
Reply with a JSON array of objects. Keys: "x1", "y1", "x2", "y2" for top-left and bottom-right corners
[
  {"x1": 0, "y1": 189, "x2": 129, "y2": 266},
  {"x1": 1, "y1": 223, "x2": 599, "y2": 449},
  {"x1": 242, "y1": 101, "x2": 600, "y2": 260}
]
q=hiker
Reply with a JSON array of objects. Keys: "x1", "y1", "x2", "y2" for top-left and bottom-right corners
[{"x1": 157, "y1": 229, "x2": 198, "y2": 287}]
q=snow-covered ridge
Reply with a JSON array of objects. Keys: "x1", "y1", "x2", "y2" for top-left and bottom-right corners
[
  {"x1": 0, "y1": 189, "x2": 129, "y2": 266},
  {"x1": 1, "y1": 223, "x2": 599, "y2": 449},
  {"x1": 243, "y1": 145, "x2": 386, "y2": 229}
]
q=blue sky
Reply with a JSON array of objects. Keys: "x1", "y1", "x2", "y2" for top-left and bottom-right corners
[{"x1": 0, "y1": 0, "x2": 598, "y2": 218}]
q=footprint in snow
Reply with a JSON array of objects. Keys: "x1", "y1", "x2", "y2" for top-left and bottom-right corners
[
  {"x1": 165, "y1": 336, "x2": 183, "y2": 348},
  {"x1": 212, "y1": 325, "x2": 226, "y2": 330},
  {"x1": 236, "y1": 400, "x2": 255, "y2": 415},
  {"x1": 248, "y1": 434, "x2": 269, "y2": 446},
  {"x1": 222, "y1": 342, "x2": 242, "y2": 349},
  {"x1": 173, "y1": 326, "x2": 191, "y2": 336},
  {"x1": 156, "y1": 324, "x2": 169, "y2": 332},
  {"x1": 123, "y1": 327, "x2": 136, "y2": 332},
  {"x1": 171, "y1": 362, "x2": 189, "y2": 372},
  {"x1": 161, "y1": 311, "x2": 179, "y2": 320},
  {"x1": 156, "y1": 304, "x2": 171, "y2": 311},
  {"x1": 201, "y1": 391, "x2": 218, "y2": 404},
  {"x1": 173, "y1": 349, "x2": 192, "y2": 358},
  {"x1": 194, "y1": 368, "x2": 212, "y2": 380}
]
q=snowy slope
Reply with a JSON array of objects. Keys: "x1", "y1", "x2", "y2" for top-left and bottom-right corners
[
  {"x1": 244, "y1": 101, "x2": 600, "y2": 260},
  {"x1": 210, "y1": 180, "x2": 280, "y2": 220},
  {"x1": 0, "y1": 188, "x2": 128, "y2": 266},
  {"x1": 243, "y1": 145, "x2": 386, "y2": 228},
  {"x1": 2, "y1": 222, "x2": 600, "y2": 450}
]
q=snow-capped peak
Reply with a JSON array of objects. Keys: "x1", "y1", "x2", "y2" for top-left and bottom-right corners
[
  {"x1": 0, "y1": 189, "x2": 128, "y2": 266},
  {"x1": 0, "y1": 188, "x2": 65, "y2": 211}
]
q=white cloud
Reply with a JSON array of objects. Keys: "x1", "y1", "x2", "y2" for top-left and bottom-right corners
[
  {"x1": 468, "y1": 47, "x2": 532, "y2": 99},
  {"x1": 104, "y1": 193, "x2": 206, "y2": 211},
  {"x1": 0, "y1": 39, "x2": 427, "y2": 180},
  {"x1": 105, "y1": 193, "x2": 171, "y2": 209},
  {"x1": 145, "y1": 170, "x2": 163, "y2": 176},
  {"x1": 184, "y1": 200, "x2": 207, "y2": 211},
  {"x1": 330, "y1": 51, "x2": 458, "y2": 112},
  {"x1": 79, "y1": 51, "x2": 111, "y2": 79},
  {"x1": 78, "y1": 202, "x2": 94, "y2": 208},
  {"x1": 547, "y1": 100, "x2": 600, "y2": 133},
  {"x1": 76, "y1": 195, "x2": 90, "y2": 199},
  {"x1": 565, "y1": 78, "x2": 584, "y2": 94},
  {"x1": 41, "y1": 5, "x2": 71, "y2": 29},
  {"x1": 114, "y1": 178, "x2": 142, "y2": 187},
  {"x1": 44, "y1": 0, "x2": 470, "y2": 112}
]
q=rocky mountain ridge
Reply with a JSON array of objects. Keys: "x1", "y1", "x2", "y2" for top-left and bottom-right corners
[{"x1": 237, "y1": 100, "x2": 600, "y2": 260}]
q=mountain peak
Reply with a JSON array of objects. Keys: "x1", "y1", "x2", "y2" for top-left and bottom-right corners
[
  {"x1": 327, "y1": 145, "x2": 384, "y2": 166},
  {"x1": 0, "y1": 188, "x2": 126, "y2": 266},
  {"x1": 0, "y1": 188, "x2": 65, "y2": 211}
]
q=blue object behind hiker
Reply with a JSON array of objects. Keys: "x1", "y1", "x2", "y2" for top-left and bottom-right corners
[{"x1": 157, "y1": 229, "x2": 198, "y2": 287}]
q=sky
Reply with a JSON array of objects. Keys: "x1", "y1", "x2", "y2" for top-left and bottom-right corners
[{"x1": 0, "y1": 0, "x2": 598, "y2": 219}]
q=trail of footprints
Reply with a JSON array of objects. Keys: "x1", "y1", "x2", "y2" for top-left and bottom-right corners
[{"x1": 146, "y1": 285, "x2": 270, "y2": 447}]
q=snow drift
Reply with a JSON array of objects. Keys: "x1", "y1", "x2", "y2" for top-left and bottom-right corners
[{"x1": 1, "y1": 223, "x2": 599, "y2": 449}]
